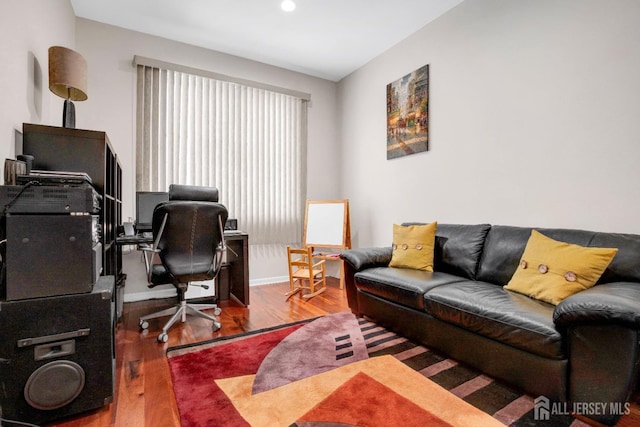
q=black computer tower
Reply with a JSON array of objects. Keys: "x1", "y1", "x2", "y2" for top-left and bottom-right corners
[{"x1": 0, "y1": 276, "x2": 115, "y2": 425}]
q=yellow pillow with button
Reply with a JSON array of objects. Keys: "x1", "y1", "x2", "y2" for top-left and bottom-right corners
[
  {"x1": 389, "y1": 222, "x2": 437, "y2": 271},
  {"x1": 504, "y1": 230, "x2": 618, "y2": 305}
]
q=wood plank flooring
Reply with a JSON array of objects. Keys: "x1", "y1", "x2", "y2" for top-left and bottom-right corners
[{"x1": 43, "y1": 278, "x2": 640, "y2": 426}]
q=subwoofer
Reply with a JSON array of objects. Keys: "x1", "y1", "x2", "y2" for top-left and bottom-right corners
[{"x1": 0, "y1": 276, "x2": 114, "y2": 425}]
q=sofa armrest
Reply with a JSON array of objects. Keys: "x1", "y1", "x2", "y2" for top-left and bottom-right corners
[
  {"x1": 553, "y1": 282, "x2": 640, "y2": 329},
  {"x1": 340, "y1": 247, "x2": 392, "y2": 272},
  {"x1": 554, "y1": 283, "x2": 640, "y2": 424},
  {"x1": 340, "y1": 247, "x2": 391, "y2": 316}
]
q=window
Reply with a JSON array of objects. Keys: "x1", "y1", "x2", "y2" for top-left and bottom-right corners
[{"x1": 135, "y1": 58, "x2": 309, "y2": 245}]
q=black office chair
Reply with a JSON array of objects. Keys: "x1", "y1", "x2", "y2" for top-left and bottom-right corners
[{"x1": 138, "y1": 185, "x2": 228, "y2": 342}]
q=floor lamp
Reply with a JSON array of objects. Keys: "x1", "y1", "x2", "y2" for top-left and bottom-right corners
[{"x1": 48, "y1": 46, "x2": 88, "y2": 128}]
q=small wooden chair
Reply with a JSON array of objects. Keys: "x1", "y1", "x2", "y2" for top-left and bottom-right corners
[{"x1": 286, "y1": 246, "x2": 327, "y2": 300}]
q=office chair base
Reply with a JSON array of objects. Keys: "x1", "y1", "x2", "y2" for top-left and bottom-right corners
[{"x1": 139, "y1": 300, "x2": 222, "y2": 342}]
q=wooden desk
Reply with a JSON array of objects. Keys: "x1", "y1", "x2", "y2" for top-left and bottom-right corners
[
  {"x1": 221, "y1": 232, "x2": 250, "y2": 306},
  {"x1": 116, "y1": 231, "x2": 250, "y2": 306}
]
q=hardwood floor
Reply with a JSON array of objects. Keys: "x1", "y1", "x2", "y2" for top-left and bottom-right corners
[{"x1": 43, "y1": 278, "x2": 640, "y2": 427}]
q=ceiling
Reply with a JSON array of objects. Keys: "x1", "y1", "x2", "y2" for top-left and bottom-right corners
[{"x1": 70, "y1": 0, "x2": 463, "y2": 82}]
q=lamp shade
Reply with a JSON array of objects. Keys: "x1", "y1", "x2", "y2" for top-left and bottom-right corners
[{"x1": 48, "y1": 46, "x2": 88, "y2": 101}]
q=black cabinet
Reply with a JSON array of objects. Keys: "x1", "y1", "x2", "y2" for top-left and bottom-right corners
[{"x1": 22, "y1": 124, "x2": 123, "y2": 280}]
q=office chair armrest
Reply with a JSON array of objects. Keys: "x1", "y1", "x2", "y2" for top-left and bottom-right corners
[
  {"x1": 210, "y1": 215, "x2": 227, "y2": 280},
  {"x1": 138, "y1": 212, "x2": 169, "y2": 284},
  {"x1": 139, "y1": 245, "x2": 161, "y2": 284}
]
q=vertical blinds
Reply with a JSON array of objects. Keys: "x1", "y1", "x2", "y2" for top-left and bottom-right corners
[{"x1": 136, "y1": 64, "x2": 308, "y2": 245}]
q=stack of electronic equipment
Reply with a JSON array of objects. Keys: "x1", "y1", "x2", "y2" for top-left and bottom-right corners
[
  {"x1": 0, "y1": 169, "x2": 102, "y2": 301},
  {"x1": 0, "y1": 136, "x2": 116, "y2": 426}
]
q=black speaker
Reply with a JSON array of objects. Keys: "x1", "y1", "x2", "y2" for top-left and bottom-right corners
[
  {"x1": 3, "y1": 214, "x2": 99, "y2": 300},
  {"x1": 0, "y1": 276, "x2": 114, "y2": 425}
]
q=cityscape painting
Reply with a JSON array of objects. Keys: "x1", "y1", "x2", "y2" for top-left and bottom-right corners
[{"x1": 386, "y1": 64, "x2": 429, "y2": 159}]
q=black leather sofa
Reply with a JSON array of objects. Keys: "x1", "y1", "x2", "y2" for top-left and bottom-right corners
[{"x1": 341, "y1": 224, "x2": 640, "y2": 425}]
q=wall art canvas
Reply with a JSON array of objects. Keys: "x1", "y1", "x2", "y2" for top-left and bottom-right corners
[{"x1": 386, "y1": 64, "x2": 429, "y2": 159}]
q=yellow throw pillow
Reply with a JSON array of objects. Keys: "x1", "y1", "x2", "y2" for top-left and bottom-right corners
[
  {"x1": 504, "y1": 230, "x2": 618, "y2": 305},
  {"x1": 389, "y1": 222, "x2": 437, "y2": 271}
]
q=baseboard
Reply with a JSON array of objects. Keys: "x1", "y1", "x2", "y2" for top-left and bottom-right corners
[
  {"x1": 250, "y1": 276, "x2": 289, "y2": 286},
  {"x1": 123, "y1": 274, "x2": 339, "y2": 303},
  {"x1": 124, "y1": 288, "x2": 176, "y2": 303},
  {"x1": 250, "y1": 274, "x2": 339, "y2": 286},
  {"x1": 122, "y1": 278, "x2": 285, "y2": 302}
]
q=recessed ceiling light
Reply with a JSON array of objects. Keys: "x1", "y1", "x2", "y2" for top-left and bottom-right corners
[{"x1": 281, "y1": 0, "x2": 296, "y2": 12}]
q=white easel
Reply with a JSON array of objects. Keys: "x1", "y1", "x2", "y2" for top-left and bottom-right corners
[{"x1": 303, "y1": 199, "x2": 351, "y2": 289}]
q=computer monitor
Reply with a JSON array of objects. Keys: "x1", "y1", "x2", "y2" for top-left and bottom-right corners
[{"x1": 135, "y1": 191, "x2": 169, "y2": 232}]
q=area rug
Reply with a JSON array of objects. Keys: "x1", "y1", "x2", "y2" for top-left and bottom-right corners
[{"x1": 167, "y1": 312, "x2": 588, "y2": 427}]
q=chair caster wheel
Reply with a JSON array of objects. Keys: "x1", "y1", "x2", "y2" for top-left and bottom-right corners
[
  {"x1": 214, "y1": 308, "x2": 222, "y2": 316},
  {"x1": 158, "y1": 333, "x2": 168, "y2": 343},
  {"x1": 213, "y1": 321, "x2": 221, "y2": 332},
  {"x1": 140, "y1": 320, "x2": 149, "y2": 330}
]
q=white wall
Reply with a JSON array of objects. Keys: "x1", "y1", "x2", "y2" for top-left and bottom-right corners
[
  {"x1": 338, "y1": 0, "x2": 640, "y2": 249},
  {"x1": 74, "y1": 19, "x2": 341, "y2": 299},
  {"x1": 6, "y1": 0, "x2": 640, "y2": 301},
  {"x1": 0, "y1": 0, "x2": 76, "y2": 161}
]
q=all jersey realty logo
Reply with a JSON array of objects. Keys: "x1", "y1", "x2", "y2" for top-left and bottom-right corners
[{"x1": 534, "y1": 396, "x2": 630, "y2": 421}]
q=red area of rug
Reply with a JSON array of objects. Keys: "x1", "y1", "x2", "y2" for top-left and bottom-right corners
[{"x1": 296, "y1": 371, "x2": 453, "y2": 427}]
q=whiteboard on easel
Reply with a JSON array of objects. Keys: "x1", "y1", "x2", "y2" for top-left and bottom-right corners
[{"x1": 303, "y1": 200, "x2": 350, "y2": 248}]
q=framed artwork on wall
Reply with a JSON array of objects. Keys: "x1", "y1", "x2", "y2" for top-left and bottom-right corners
[{"x1": 386, "y1": 64, "x2": 429, "y2": 159}]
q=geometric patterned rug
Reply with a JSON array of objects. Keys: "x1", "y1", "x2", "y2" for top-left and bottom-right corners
[{"x1": 167, "y1": 312, "x2": 589, "y2": 427}]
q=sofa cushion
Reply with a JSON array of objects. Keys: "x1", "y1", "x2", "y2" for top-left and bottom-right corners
[
  {"x1": 424, "y1": 281, "x2": 564, "y2": 359},
  {"x1": 404, "y1": 223, "x2": 491, "y2": 280},
  {"x1": 476, "y1": 225, "x2": 596, "y2": 286},
  {"x1": 389, "y1": 222, "x2": 436, "y2": 271},
  {"x1": 354, "y1": 267, "x2": 466, "y2": 311},
  {"x1": 505, "y1": 230, "x2": 617, "y2": 305},
  {"x1": 590, "y1": 232, "x2": 640, "y2": 284}
]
